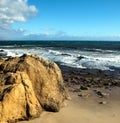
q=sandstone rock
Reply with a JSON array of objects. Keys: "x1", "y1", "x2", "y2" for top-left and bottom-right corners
[{"x1": 0, "y1": 54, "x2": 68, "y2": 123}]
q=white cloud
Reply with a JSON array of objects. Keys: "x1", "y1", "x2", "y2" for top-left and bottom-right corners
[{"x1": 0, "y1": 0, "x2": 37, "y2": 28}]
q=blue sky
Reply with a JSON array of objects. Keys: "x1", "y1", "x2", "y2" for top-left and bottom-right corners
[{"x1": 1, "y1": 0, "x2": 120, "y2": 40}]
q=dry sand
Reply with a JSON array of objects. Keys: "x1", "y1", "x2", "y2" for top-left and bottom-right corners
[{"x1": 21, "y1": 87, "x2": 120, "y2": 123}]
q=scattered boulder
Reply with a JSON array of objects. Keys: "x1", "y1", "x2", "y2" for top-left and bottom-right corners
[{"x1": 0, "y1": 54, "x2": 69, "y2": 123}]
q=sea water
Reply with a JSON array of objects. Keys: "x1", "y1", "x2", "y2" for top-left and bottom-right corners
[{"x1": 0, "y1": 41, "x2": 120, "y2": 71}]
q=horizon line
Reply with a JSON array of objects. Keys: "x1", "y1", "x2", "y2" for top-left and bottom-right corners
[{"x1": 0, "y1": 40, "x2": 120, "y2": 42}]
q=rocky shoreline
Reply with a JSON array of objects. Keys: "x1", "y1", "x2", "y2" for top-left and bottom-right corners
[
  {"x1": 0, "y1": 54, "x2": 120, "y2": 123},
  {"x1": 58, "y1": 64, "x2": 120, "y2": 88},
  {"x1": 58, "y1": 63, "x2": 120, "y2": 104}
]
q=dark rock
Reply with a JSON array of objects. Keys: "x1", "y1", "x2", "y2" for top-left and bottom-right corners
[
  {"x1": 94, "y1": 90, "x2": 109, "y2": 98},
  {"x1": 99, "y1": 101, "x2": 107, "y2": 104},
  {"x1": 80, "y1": 86, "x2": 88, "y2": 90},
  {"x1": 77, "y1": 56, "x2": 84, "y2": 60},
  {"x1": 78, "y1": 94, "x2": 83, "y2": 97},
  {"x1": 61, "y1": 53, "x2": 71, "y2": 56}
]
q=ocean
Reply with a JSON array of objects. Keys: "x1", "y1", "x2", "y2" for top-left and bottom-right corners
[{"x1": 0, "y1": 41, "x2": 120, "y2": 71}]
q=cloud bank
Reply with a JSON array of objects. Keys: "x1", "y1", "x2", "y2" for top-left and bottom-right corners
[
  {"x1": 0, "y1": 0, "x2": 37, "y2": 28},
  {"x1": 0, "y1": 0, "x2": 37, "y2": 39}
]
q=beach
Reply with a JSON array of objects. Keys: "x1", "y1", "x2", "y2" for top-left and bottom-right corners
[
  {"x1": 0, "y1": 41, "x2": 120, "y2": 123},
  {"x1": 1, "y1": 0, "x2": 120, "y2": 122},
  {"x1": 21, "y1": 64, "x2": 120, "y2": 123},
  {"x1": 21, "y1": 92, "x2": 120, "y2": 123}
]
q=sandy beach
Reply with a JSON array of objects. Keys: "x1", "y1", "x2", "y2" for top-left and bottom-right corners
[
  {"x1": 21, "y1": 88, "x2": 120, "y2": 123},
  {"x1": 21, "y1": 65, "x2": 120, "y2": 123}
]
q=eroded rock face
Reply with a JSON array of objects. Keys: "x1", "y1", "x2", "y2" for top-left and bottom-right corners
[{"x1": 0, "y1": 54, "x2": 68, "y2": 123}]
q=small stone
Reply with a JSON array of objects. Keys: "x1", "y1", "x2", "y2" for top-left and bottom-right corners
[
  {"x1": 78, "y1": 92, "x2": 90, "y2": 98},
  {"x1": 78, "y1": 94, "x2": 83, "y2": 97},
  {"x1": 80, "y1": 86, "x2": 88, "y2": 90},
  {"x1": 99, "y1": 101, "x2": 107, "y2": 104},
  {"x1": 94, "y1": 90, "x2": 108, "y2": 98}
]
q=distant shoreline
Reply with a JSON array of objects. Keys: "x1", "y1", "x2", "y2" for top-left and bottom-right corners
[{"x1": 0, "y1": 40, "x2": 120, "y2": 42}]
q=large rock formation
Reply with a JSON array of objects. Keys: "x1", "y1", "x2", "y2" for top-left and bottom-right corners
[{"x1": 0, "y1": 54, "x2": 68, "y2": 123}]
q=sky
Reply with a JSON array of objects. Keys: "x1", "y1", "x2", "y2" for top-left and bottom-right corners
[{"x1": 0, "y1": 0, "x2": 120, "y2": 40}]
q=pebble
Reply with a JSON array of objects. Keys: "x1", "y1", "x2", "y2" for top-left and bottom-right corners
[{"x1": 99, "y1": 101, "x2": 107, "y2": 104}]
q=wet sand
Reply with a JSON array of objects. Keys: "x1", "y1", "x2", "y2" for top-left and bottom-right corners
[{"x1": 21, "y1": 65, "x2": 120, "y2": 123}]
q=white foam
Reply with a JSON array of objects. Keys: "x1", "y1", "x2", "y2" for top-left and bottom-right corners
[
  {"x1": 48, "y1": 50, "x2": 61, "y2": 55},
  {"x1": 6, "y1": 50, "x2": 16, "y2": 57},
  {"x1": 2, "y1": 47, "x2": 120, "y2": 71}
]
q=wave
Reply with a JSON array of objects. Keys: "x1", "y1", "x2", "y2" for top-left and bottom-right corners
[
  {"x1": 48, "y1": 50, "x2": 61, "y2": 55},
  {"x1": 83, "y1": 48, "x2": 118, "y2": 53},
  {"x1": 0, "y1": 47, "x2": 120, "y2": 71}
]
